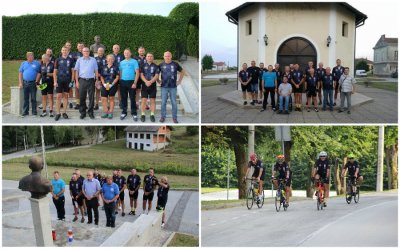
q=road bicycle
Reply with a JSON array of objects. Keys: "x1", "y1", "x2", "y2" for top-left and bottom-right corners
[
  {"x1": 314, "y1": 178, "x2": 325, "y2": 211},
  {"x1": 273, "y1": 178, "x2": 287, "y2": 212},
  {"x1": 345, "y1": 176, "x2": 360, "y2": 204},
  {"x1": 245, "y1": 178, "x2": 264, "y2": 209}
]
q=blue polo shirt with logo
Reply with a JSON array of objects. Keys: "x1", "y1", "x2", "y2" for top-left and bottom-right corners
[
  {"x1": 102, "y1": 182, "x2": 119, "y2": 201},
  {"x1": 54, "y1": 56, "x2": 75, "y2": 82},
  {"x1": 119, "y1": 58, "x2": 139, "y2": 81},
  {"x1": 159, "y1": 61, "x2": 183, "y2": 88},
  {"x1": 19, "y1": 60, "x2": 41, "y2": 81}
]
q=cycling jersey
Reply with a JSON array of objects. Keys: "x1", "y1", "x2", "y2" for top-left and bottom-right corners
[
  {"x1": 113, "y1": 176, "x2": 126, "y2": 190},
  {"x1": 314, "y1": 159, "x2": 330, "y2": 177},
  {"x1": 273, "y1": 162, "x2": 289, "y2": 179},
  {"x1": 127, "y1": 174, "x2": 141, "y2": 191},
  {"x1": 144, "y1": 175, "x2": 157, "y2": 192},
  {"x1": 248, "y1": 159, "x2": 265, "y2": 180},
  {"x1": 344, "y1": 161, "x2": 360, "y2": 177}
]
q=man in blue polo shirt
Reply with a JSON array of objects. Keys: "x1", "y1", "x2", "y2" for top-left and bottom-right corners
[
  {"x1": 18, "y1": 52, "x2": 41, "y2": 117},
  {"x1": 101, "y1": 175, "x2": 119, "y2": 228},
  {"x1": 75, "y1": 47, "x2": 98, "y2": 120},
  {"x1": 260, "y1": 65, "x2": 277, "y2": 112},
  {"x1": 119, "y1": 48, "x2": 140, "y2": 121},
  {"x1": 158, "y1": 51, "x2": 184, "y2": 123},
  {"x1": 51, "y1": 171, "x2": 66, "y2": 221}
]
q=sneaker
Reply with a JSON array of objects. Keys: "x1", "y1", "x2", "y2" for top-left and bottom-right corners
[
  {"x1": 161, "y1": 222, "x2": 165, "y2": 228},
  {"x1": 38, "y1": 104, "x2": 43, "y2": 109},
  {"x1": 159, "y1": 117, "x2": 165, "y2": 123},
  {"x1": 323, "y1": 202, "x2": 327, "y2": 207},
  {"x1": 69, "y1": 102, "x2": 73, "y2": 108},
  {"x1": 272, "y1": 108, "x2": 276, "y2": 111},
  {"x1": 81, "y1": 217, "x2": 85, "y2": 223},
  {"x1": 111, "y1": 224, "x2": 115, "y2": 228},
  {"x1": 94, "y1": 104, "x2": 99, "y2": 110},
  {"x1": 315, "y1": 108, "x2": 319, "y2": 112},
  {"x1": 307, "y1": 108, "x2": 310, "y2": 112},
  {"x1": 40, "y1": 112, "x2": 47, "y2": 117},
  {"x1": 250, "y1": 101, "x2": 255, "y2": 106},
  {"x1": 173, "y1": 118, "x2": 179, "y2": 124},
  {"x1": 101, "y1": 113, "x2": 108, "y2": 118},
  {"x1": 243, "y1": 101, "x2": 247, "y2": 105},
  {"x1": 74, "y1": 104, "x2": 80, "y2": 110},
  {"x1": 347, "y1": 110, "x2": 351, "y2": 114},
  {"x1": 72, "y1": 217, "x2": 78, "y2": 222},
  {"x1": 95, "y1": 222, "x2": 98, "y2": 225},
  {"x1": 55, "y1": 114, "x2": 61, "y2": 121},
  {"x1": 132, "y1": 210, "x2": 136, "y2": 215},
  {"x1": 106, "y1": 223, "x2": 111, "y2": 227},
  {"x1": 120, "y1": 113, "x2": 127, "y2": 120},
  {"x1": 80, "y1": 113, "x2": 86, "y2": 119},
  {"x1": 49, "y1": 111, "x2": 54, "y2": 117},
  {"x1": 108, "y1": 113, "x2": 113, "y2": 119},
  {"x1": 141, "y1": 115, "x2": 145, "y2": 122},
  {"x1": 278, "y1": 110, "x2": 283, "y2": 114},
  {"x1": 133, "y1": 115, "x2": 138, "y2": 122},
  {"x1": 338, "y1": 110, "x2": 344, "y2": 113},
  {"x1": 260, "y1": 109, "x2": 266, "y2": 112},
  {"x1": 87, "y1": 221, "x2": 92, "y2": 224},
  {"x1": 62, "y1": 113, "x2": 68, "y2": 119},
  {"x1": 122, "y1": 212, "x2": 125, "y2": 217},
  {"x1": 150, "y1": 115, "x2": 155, "y2": 122},
  {"x1": 118, "y1": 207, "x2": 122, "y2": 211},
  {"x1": 89, "y1": 113, "x2": 95, "y2": 119},
  {"x1": 128, "y1": 211, "x2": 134, "y2": 215}
]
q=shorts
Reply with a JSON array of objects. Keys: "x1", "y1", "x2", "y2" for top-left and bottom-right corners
[
  {"x1": 41, "y1": 81, "x2": 54, "y2": 95},
  {"x1": 101, "y1": 84, "x2": 118, "y2": 97},
  {"x1": 143, "y1": 191, "x2": 154, "y2": 201},
  {"x1": 334, "y1": 80, "x2": 339, "y2": 91},
  {"x1": 129, "y1": 189, "x2": 139, "y2": 199},
  {"x1": 56, "y1": 80, "x2": 70, "y2": 94},
  {"x1": 259, "y1": 80, "x2": 263, "y2": 91},
  {"x1": 252, "y1": 170, "x2": 265, "y2": 181},
  {"x1": 316, "y1": 173, "x2": 330, "y2": 184},
  {"x1": 250, "y1": 83, "x2": 258, "y2": 93},
  {"x1": 157, "y1": 197, "x2": 168, "y2": 209},
  {"x1": 293, "y1": 84, "x2": 303, "y2": 93},
  {"x1": 118, "y1": 191, "x2": 125, "y2": 201},
  {"x1": 72, "y1": 195, "x2": 84, "y2": 206},
  {"x1": 307, "y1": 88, "x2": 317, "y2": 97},
  {"x1": 241, "y1": 83, "x2": 250, "y2": 92},
  {"x1": 277, "y1": 177, "x2": 291, "y2": 187},
  {"x1": 141, "y1": 84, "x2": 157, "y2": 98},
  {"x1": 136, "y1": 79, "x2": 143, "y2": 89}
]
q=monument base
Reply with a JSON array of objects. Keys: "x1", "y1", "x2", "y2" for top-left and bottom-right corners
[{"x1": 29, "y1": 197, "x2": 54, "y2": 247}]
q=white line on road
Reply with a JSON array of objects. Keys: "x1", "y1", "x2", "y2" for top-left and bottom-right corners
[{"x1": 297, "y1": 200, "x2": 395, "y2": 246}]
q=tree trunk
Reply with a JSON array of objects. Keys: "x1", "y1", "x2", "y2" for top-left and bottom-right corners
[
  {"x1": 340, "y1": 158, "x2": 347, "y2": 194},
  {"x1": 284, "y1": 141, "x2": 292, "y2": 162},
  {"x1": 234, "y1": 145, "x2": 247, "y2": 199},
  {"x1": 390, "y1": 144, "x2": 398, "y2": 189},
  {"x1": 306, "y1": 162, "x2": 314, "y2": 198},
  {"x1": 333, "y1": 158, "x2": 341, "y2": 195},
  {"x1": 386, "y1": 148, "x2": 392, "y2": 189}
]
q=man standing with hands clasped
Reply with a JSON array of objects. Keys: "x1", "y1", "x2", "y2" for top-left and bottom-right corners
[
  {"x1": 82, "y1": 171, "x2": 101, "y2": 225},
  {"x1": 101, "y1": 176, "x2": 119, "y2": 228},
  {"x1": 51, "y1": 171, "x2": 66, "y2": 221},
  {"x1": 338, "y1": 67, "x2": 356, "y2": 114},
  {"x1": 74, "y1": 47, "x2": 99, "y2": 120}
]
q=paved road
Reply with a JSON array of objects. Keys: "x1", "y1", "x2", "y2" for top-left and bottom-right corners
[
  {"x1": 201, "y1": 82, "x2": 397, "y2": 123},
  {"x1": 202, "y1": 191, "x2": 398, "y2": 247}
]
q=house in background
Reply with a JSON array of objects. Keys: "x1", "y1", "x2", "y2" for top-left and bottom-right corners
[
  {"x1": 373, "y1": 35, "x2": 398, "y2": 77},
  {"x1": 355, "y1": 57, "x2": 373, "y2": 71},
  {"x1": 125, "y1": 126, "x2": 172, "y2": 151},
  {"x1": 212, "y1": 62, "x2": 228, "y2": 71}
]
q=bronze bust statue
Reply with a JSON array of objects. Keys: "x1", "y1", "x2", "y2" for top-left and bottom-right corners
[
  {"x1": 90, "y1": 35, "x2": 106, "y2": 56},
  {"x1": 19, "y1": 156, "x2": 52, "y2": 199}
]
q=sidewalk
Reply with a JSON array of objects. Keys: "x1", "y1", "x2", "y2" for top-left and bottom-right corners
[{"x1": 201, "y1": 83, "x2": 397, "y2": 123}]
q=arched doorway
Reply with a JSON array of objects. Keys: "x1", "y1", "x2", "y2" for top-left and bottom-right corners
[{"x1": 277, "y1": 37, "x2": 317, "y2": 70}]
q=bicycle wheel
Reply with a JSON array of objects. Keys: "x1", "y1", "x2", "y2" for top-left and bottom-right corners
[
  {"x1": 354, "y1": 187, "x2": 360, "y2": 203},
  {"x1": 283, "y1": 198, "x2": 287, "y2": 211},
  {"x1": 246, "y1": 188, "x2": 254, "y2": 209},
  {"x1": 275, "y1": 190, "x2": 281, "y2": 212},
  {"x1": 257, "y1": 189, "x2": 264, "y2": 208},
  {"x1": 317, "y1": 191, "x2": 321, "y2": 210}
]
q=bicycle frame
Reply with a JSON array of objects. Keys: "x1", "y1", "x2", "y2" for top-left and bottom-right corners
[{"x1": 315, "y1": 179, "x2": 325, "y2": 210}]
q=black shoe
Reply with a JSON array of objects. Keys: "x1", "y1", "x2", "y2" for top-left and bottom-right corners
[
  {"x1": 87, "y1": 221, "x2": 92, "y2": 224},
  {"x1": 95, "y1": 222, "x2": 98, "y2": 225},
  {"x1": 55, "y1": 114, "x2": 61, "y2": 121},
  {"x1": 323, "y1": 202, "x2": 327, "y2": 207},
  {"x1": 128, "y1": 211, "x2": 134, "y2": 215},
  {"x1": 74, "y1": 104, "x2": 80, "y2": 110},
  {"x1": 49, "y1": 111, "x2": 54, "y2": 117},
  {"x1": 260, "y1": 108, "x2": 266, "y2": 112},
  {"x1": 338, "y1": 110, "x2": 344, "y2": 113},
  {"x1": 250, "y1": 101, "x2": 255, "y2": 106},
  {"x1": 307, "y1": 108, "x2": 310, "y2": 112},
  {"x1": 106, "y1": 223, "x2": 111, "y2": 227},
  {"x1": 89, "y1": 113, "x2": 95, "y2": 119},
  {"x1": 80, "y1": 113, "x2": 86, "y2": 119},
  {"x1": 115, "y1": 211, "x2": 118, "y2": 215},
  {"x1": 120, "y1": 113, "x2": 127, "y2": 120},
  {"x1": 347, "y1": 110, "x2": 351, "y2": 114},
  {"x1": 122, "y1": 212, "x2": 125, "y2": 217},
  {"x1": 62, "y1": 113, "x2": 68, "y2": 119},
  {"x1": 150, "y1": 115, "x2": 155, "y2": 122},
  {"x1": 111, "y1": 224, "x2": 115, "y2": 228},
  {"x1": 333, "y1": 102, "x2": 337, "y2": 106},
  {"x1": 284, "y1": 110, "x2": 289, "y2": 114},
  {"x1": 278, "y1": 110, "x2": 283, "y2": 114},
  {"x1": 141, "y1": 115, "x2": 145, "y2": 122},
  {"x1": 132, "y1": 210, "x2": 136, "y2": 215},
  {"x1": 94, "y1": 104, "x2": 99, "y2": 110},
  {"x1": 69, "y1": 103, "x2": 73, "y2": 108},
  {"x1": 243, "y1": 101, "x2": 247, "y2": 105},
  {"x1": 315, "y1": 108, "x2": 319, "y2": 112}
]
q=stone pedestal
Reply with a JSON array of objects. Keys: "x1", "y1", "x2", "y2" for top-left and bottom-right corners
[
  {"x1": 10, "y1": 86, "x2": 41, "y2": 115},
  {"x1": 29, "y1": 197, "x2": 53, "y2": 247}
]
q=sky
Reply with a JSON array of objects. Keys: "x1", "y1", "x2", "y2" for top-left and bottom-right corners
[
  {"x1": 0, "y1": 0, "x2": 183, "y2": 16},
  {"x1": 201, "y1": 0, "x2": 400, "y2": 66}
]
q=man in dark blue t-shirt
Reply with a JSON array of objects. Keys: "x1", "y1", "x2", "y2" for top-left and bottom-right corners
[
  {"x1": 143, "y1": 168, "x2": 158, "y2": 214},
  {"x1": 38, "y1": 54, "x2": 55, "y2": 118},
  {"x1": 127, "y1": 169, "x2": 141, "y2": 215},
  {"x1": 332, "y1": 59, "x2": 345, "y2": 106},
  {"x1": 140, "y1": 52, "x2": 160, "y2": 123},
  {"x1": 321, "y1": 67, "x2": 335, "y2": 111}
]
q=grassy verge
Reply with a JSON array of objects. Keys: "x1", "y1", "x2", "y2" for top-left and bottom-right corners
[
  {"x1": 2, "y1": 162, "x2": 198, "y2": 189},
  {"x1": 201, "y1": 187, "x2": 228, "y2": 194},
  {"x1": 358, "y1": 80, "x2": 398, "y2": 92},
  {"x1": 201, "y1": 79, "x2": 235, "y2": 88},
  {"x1": 2, "y1": 60, "x2": 22, "y2": 103},
  {"x1": 167, "y1": 233, "x2": 199, "y2": 247}
]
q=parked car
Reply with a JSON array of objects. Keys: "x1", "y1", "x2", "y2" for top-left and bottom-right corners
[
  {"x1": 355, "y1": 70, "x2": 367, "y2": 77},
  {"x1": 391, "y1": 70, "x2": 398, "y2": 78}
]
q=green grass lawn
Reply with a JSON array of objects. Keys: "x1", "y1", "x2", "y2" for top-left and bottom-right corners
[
  {"x1": 2, "y1": 60, "x2": 22, "y2": 103},
  {"x1": 364, "y1": 81, "x2": 398, "y2": 92},
  {"x1": 2, "y1": 162, "x2": 198, "y2": 189},
  {"x1": 167, "y1": 233, "x2": 199, "y2": 247},
  {"x1": 201, "y1": 187, "x2": 228, "y2": 194},
  {"x1": 202, "y1": 79, "x2": 235, "y2": 88}
]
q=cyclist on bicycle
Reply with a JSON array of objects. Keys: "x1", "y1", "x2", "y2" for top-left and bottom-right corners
[
  {"x1": 312, "y1": 151, "x2": 330, "y2": 207},
  {"x1": 272, "y1": 154, "x2": 291, "y2": 207},
  {"x1": 341, "y1": 154, "x2": 364, "y2": 200},
  {"x1": 244, "y1": 153, "x2": 265, "y2": 202}
]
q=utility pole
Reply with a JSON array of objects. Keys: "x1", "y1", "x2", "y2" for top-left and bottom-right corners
[
  {"x1": 40, "y1": 126, "x2": 48, "y2": 179},
  {"x1": 247, "y1": 126, "x2": 255, "y2": 191},
  {"x1": 377, "y1": 126, "x2": 384, "y2": 192},
  {"x1": 227, "y1": 148, "x2": 230, "y2": 200}
]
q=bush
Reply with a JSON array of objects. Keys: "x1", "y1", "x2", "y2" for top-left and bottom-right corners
[
  {"x1": 186, "y1": 24, "x2": 199, "y2": 57},
  {"x1": 3, "y1": 3, "x2": 199, "y2": 60},
  {"x1": 219, "y1": 78, "x2": 229, "y2": 84}
]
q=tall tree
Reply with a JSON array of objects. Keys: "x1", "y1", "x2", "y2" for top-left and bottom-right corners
[
  {"x1": 385, "y1": 126, "x2": 398, "y2": 189},
  {"x1": 201, "y1": 54, "x2": 214, "y2": 71}
]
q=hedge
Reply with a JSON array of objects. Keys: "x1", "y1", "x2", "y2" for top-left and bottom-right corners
[
  {"x1": 187, "y1": 24, "x2": 199, "y2": 58},
  {"x1": 2, "y1": 3, "x2": 198, "y2": 60}
]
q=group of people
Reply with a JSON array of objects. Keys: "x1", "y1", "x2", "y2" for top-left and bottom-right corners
[
  {"x1": 238, "y1": 59, "x2": 357, "y2": 114},
  {"x1": 50, "y1": 167, "x2": 170, "y2": 228},
  {"x1": 18, "y1": 36, "x2": 185, "y2": 123},
  {"x1": 245, "y1": 151, "x2": 364, "y2": 208}
]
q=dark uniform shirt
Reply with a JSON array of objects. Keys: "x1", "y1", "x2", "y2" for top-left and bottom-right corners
[
  {"x1": 259, "y1": 68, "x2": 267, "y2": 83},
  {"x1": 273, "y1": 69, "x2": 282, "y2": 85},
  {"x1": 322, "y1": 74, "x2": 334, "y2": 90},
  {"x1": 113, "y1": 176, "x2": 126, "y2": 190},
  {"x1": 113, "y1": 53, "x2": 124, "y2": 68},
  {"x1": 305, "y1": 67, "x2": 314, "y2": 77},
  {"x1": 127, "y1": 175, "x2": 141, "y2": 191},
  {"x1": 306, "y1": 74, "x2": 318, "y2": 89},
  {"x1": 248, "y1": 159, "x2": 264, "y2": 178},
  {"x1": 344, "y1": 161, "x2": 360, "y2": 176},
  {"x1": 291, "y1": 70, "x2": 303, "y2": 85},
  {"x1": 332, "y1": 65, "x2": 345, "y2": 81},
  {"x1": 157, "y1": 184, "x2": 169, "y2": 200},
  {"x1": 247, "y1": 66, "x2": 260, "y2": 85},
  {"x1": 69, "y1": 180, "x2": 82, "y2": 197},
  {"x1": 316, "y1": 67, "x2": 326, "y2": 81},
  {"x1": 159, "y1": 61, "x2": 183, "y2": 88},
  {"x1": 40, "y1": 62, "x2": 54, "y2": 84},
  {"x1": 141, "y1": 63, "x2": 160, "y2": 81},
  {"x1": 100, "y1": 64, "x2": 119, "y2": 83},
  {"x1": 239, "y1": 70, "x2": 250, "y2": 83},
  {"x1": 314, "y1": 159, "x2": 330, "y2": 177},
  {"x1": 282, "y1": 72, "x2": 292, "y2": 87},
  {"x1": 274, "y1": 162, "x2": 289, "y2": 179},
  {"x1": 144, "y1": 175, "x2": 157, "y2": 192},
  {"x1": 95, "y1": 56, "x2": 107, "y2": 69},
  {"x1": 54, "y1": 56, "x2": 75, "y2": 82},
  {"x1": 134, "y1": 56, "x2": 147, "y2": 70}
]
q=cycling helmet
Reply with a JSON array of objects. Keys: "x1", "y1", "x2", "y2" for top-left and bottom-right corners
[
  {"x1": 276, "y1": 154, "x2": 285, "y2": 160},
  {"x1": 38, "y1": 83, "x2": 47, "y2": 90},
  {"x1": 319, "y1": 151, "x2": 328, "y2": 157},
  {"x1": 250, "y1": 153, "x2": 257, "y2": 161},
  {"x1": 348, "y1": 153, "x2": 355, "y2": 159}
]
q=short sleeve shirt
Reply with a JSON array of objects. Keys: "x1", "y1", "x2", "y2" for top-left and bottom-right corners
[
  {"x1": 239, "y1": 70, "x2": 250, "y2": 83},
  {"x1": 141, "y1": 63, "x2": 160, "y2": 81},
  {"x1": 119, "y1": 58, "x2": 139, "y2": 81},
  {"x1": 127, "y1": 175, "x2": 141, "y2": 190},
  {"x1": 113, "y1": 53, "x2": 124, "y2": 68},
  {"x1": 316, "y1": 68, "x2": 326, "y2": 80},
  {"x1": 100, "y1": 64, "x2": 119, "y2": 83},
  {"x1": 159, "y1": 61, "x2": 183, "y2": 88},
  {"x1": 306, "y1": 75, "x2": 319, "y2": 89},
  {"x1": 247, "y1": 66, "x2": 260, "y2": 84},
  {"x1": 274, "y1": 162, "x2": 289, "y2": 179},
  {"x1": 51, "y1": 179, "x2": 65, "y2": 197},
  {"x1": 19, "y1": 60, "x2": 41, "y2": 81},
  {"x1": 248, "y1": 159, "x2": 264, "y2": 178},
  {"x1": 102, "y1": 183, "x2": 120, "y2": 201},
  {"x1": 344, "y1": 161, "x2": 359, "y2": 176},
  {"x1": 54, "y1": 57, "x2": 75, "y2": 82},
  {"x1": 69, "y1": 180, "x2": 82, "y2": 196},
  {"x1": 333, "y1": 66, "x2": 345, "y2": 81},
  {"x1": 95, "y1": 56, "x2": 107, "y2": 70},
  {"x1": 113, "y1": 176, "x2": 126, "y2": 190},
  {"x1": 134, "y1": 56, "x2": 147, "y2": 70},
  {"x1": 314, "y1": 159, "x2": 330, "y2": 176},
  {"x1": 144, "y1": 175, "x2": 157, "y2": 192},
  {"x1": 157, "y1": 184, "x2": 169, "y2": 200},
  {"x1": 291, "y1": 70, "x2": 303, "y2": 84},
  {"x1": 262, "y1": 71, "x2": 277, "y2": 87},
  {"x1": 40, "y1": 62, "x2": 54, "y2": 83}
]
